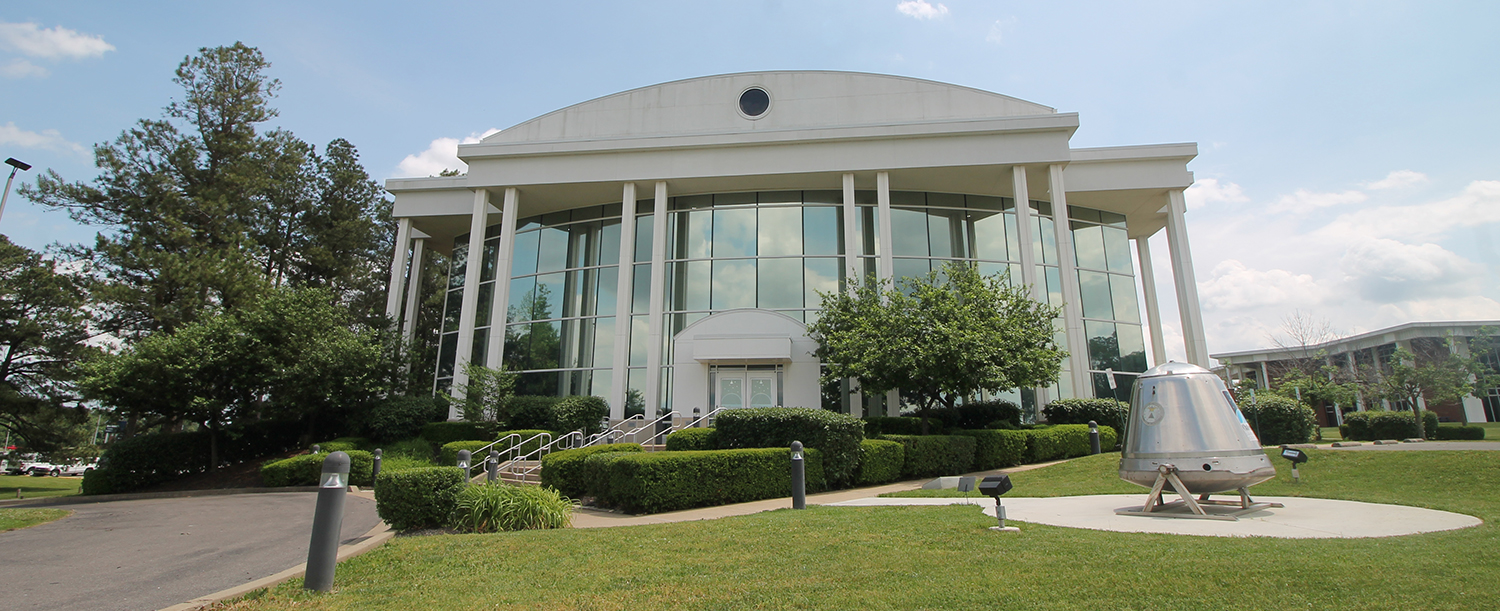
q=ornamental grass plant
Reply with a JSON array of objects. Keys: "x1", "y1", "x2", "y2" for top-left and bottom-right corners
[{"x1": 450, "y1": 483, "x2": 573, "y2": 533}]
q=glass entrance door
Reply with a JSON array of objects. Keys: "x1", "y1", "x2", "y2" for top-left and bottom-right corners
[
  {"x1": 714, "y1": 367, "x2": 780, "y2": 410},
  {"x1": 748, "y1": 373, "x2": 776, "y2": 408}
]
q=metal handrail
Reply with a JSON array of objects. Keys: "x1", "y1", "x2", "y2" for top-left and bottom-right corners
[
  {"x1": 472, "y1": 431, "x2": 554, "y2": 479},
  {"x1": 682, "y1": 407, "x2": 724, "y2": 430},
  {"x1": 502, "y1": 430, "x2": 584, "y2": 481}
]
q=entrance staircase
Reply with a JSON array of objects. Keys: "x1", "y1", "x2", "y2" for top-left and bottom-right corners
[{"x1": 466, "y1": 409, "x2": 723, "y2": 486}]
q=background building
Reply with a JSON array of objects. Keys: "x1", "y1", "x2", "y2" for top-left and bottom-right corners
[
  {"x1": 382, "y1": 71, "x2": 1208, "y2": 422},
  {"x1": 1213, "y1": 321, "x2": 1500, "y2": 425}
]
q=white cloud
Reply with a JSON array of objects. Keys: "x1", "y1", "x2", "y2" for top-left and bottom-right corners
[
  {"x1": 986, "y1": 19, "x2": 1011, "y2": 44},
  {"x1": 1366, "y1": 170, "x2": 1428, "y2": 190},
  {"x1": 0, "y1": 121, "x2": 88, "y2": 156},
  {"x1": 1315, "y1": 180, "x2": 1500, "y2": 243},
  {"x1": 1338, "y1": 238, "x2": 1483, "y2": 303},
  {"x1": 1368, "y1": 296, "x2": 1500, "y2": 327},
  {"x1": 1271, "y1": 188, "x2": 1367, "y2": 212},
  {"x1": 0, "y1": 58, "x2": 46, "y2": 78},
  {"x1": 395, "y1": 128, "x2": 500, "y2": 178},
  {"x1": 896, "y1": 1, "x2": 948, "y2": 20},
  {"x1": 1197, "y1": 259, "x2": 1328, "y2": 312},
  {"x1": 1184, "y1": 178, "x2": 1248, "y2": 210},
  {"x1": 0, "y1": 21, "x2": 114, "y2": 60}
]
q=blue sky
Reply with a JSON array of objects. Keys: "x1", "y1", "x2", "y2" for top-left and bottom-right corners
[{"x1": 3, "y1": 1, "x2": 1498, "y2": 360}]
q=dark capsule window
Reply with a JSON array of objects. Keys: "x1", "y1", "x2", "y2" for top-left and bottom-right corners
[{"x1": 739, "y1": 87, "x2": 770, "y2": 117}]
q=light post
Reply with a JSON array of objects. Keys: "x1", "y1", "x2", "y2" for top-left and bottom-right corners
[{"x1": 1, "y1": 157, "x2": 33, "y2": 223}]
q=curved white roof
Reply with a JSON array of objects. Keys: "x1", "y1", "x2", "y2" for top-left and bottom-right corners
[{"x1": 484, "y1": 71, "x2": 1055, "y2": 144}]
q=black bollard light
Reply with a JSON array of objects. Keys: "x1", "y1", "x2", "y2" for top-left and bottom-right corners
[
  {"x1": 1088, "y1": 420, "x2": 1101, "y2": 455},
  {"x1": 311, "y1": 444, "x2": 320, "y2": 454},
  {"x1": 371, "y1": 449, "x2": 382, "y2": 488},
  {"x1": 487, "y1": 449, "x2": 500, "y2": 483},
  {"x1": 304, "y1": 451, "x2": 350, "y2": 591},
  {"x1": 790, "y1": 441, "x2": 806, "y2": 510},
  {"x1": 457, "y1": 449, "x2": 471, "y2": 480}
]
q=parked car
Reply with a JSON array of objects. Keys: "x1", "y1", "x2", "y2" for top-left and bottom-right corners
[
  {"x1": 61, "y1": 460, "x2": 97, "y2": 476},
  {"x1": 28, "y1": 462, "x2": 61, "y2": 477}
]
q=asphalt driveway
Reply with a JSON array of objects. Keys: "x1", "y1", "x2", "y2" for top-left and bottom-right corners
[{"x1": 0, "y1": 492, "x2": 380, "y2": 611}]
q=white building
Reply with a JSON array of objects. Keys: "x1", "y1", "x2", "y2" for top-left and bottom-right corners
[{"x1": 382, "y1": 71, "x2": 1209, "y2": 422}]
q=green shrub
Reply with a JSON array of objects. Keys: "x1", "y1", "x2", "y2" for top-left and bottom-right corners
[
  {"x1": 311, "y1": 437, "x2": 371, "y2": 453},
  {"x1": 1238, "y1": 394, "x2": 1317, "y2": 445},
  {"x1": 863, "y1": 416, "x2": 940, "y2": 437},
  {"x1": 554, "y1": 396, "x2": 609, "y2": 434},
  {"x1": 953, "y1": 429, "x2": 1028, "y2": 470},
  {"x1": 378, "y1": 454, "x2": 435, "y2": 472},
  {"x1": 375, "y1": 467, "x2": 468, "y2": 531},
  {"x1": 925, "y1": 400, "x2": 1022, "y2": 430},
  {"x1": 83, "y1": 419, "x2": 303, "y2": 495},
  {"x1": 439, "y1": 441, "x2": 495, "y2": 469},
  {"x1": 540, "y1": 443, "x2": 643, "y2": 498},
  {"x1": 420, "y1": 421, "x2": 499, "y2": 445},
  {"x1": 451, "y1": 483, "x2": 574, "y2": 532},
  {"x1": 1433, "y1": 425, "x2": 1486, "y2": 440},
  {"x1": 1043, "y1": 398, "x2": 1129, "y2": 446},
  {"x1": 585, "y1": 447, "x2": 826, "y2": 514},
  {"x1": 881, "y1": 435, "x2": 976, "y2": 479},
  {"x1": 505, "y1": 395, "x2": 566, "y2": 430},
  {"x1": 261, "y1": 451, "x2": 375, "y2": 487},
  {"x1": 1017, "y1": 425, "x2": 1115, "y2": 463},
  {"x1": 856, "y1": 440, "x2": 905, "y2": 486},
  {"x1": 665, "y1": 428, "x2": 718, "y2": 451},
  {"x1": 359, "y1": 395, "x2": 445, "y2": 442},
  {"x1": 715, "y1": 407, "x2": 864, "y2": 489},
  {"x1": 1341, "y1": 410, "x2": 1441, "y2": 441},
  {"x1": 382, "y1": 437, "x2": 436, "y2": 461}
]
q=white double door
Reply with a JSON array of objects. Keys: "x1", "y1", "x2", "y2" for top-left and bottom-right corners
[{"x1": 716, "y1": 370, "x2": 778, "y2": 410}]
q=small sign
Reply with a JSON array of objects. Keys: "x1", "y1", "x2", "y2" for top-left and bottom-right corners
[
  {"x1": 321, "y1": 472, "x2": 346, "y2": 489},
  {"x1": 1142, "y1": 402, "x2": 1164, "y2": 426}
]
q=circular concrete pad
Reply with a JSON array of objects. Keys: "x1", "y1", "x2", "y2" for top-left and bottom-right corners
[{"x1": 827, "y1": 495, "x2": 1481, "y2": 539}]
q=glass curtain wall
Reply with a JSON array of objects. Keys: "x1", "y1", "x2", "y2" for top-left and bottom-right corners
[{"x1": 1068, "y1": 206, "x2": 1148, "y2": 401}]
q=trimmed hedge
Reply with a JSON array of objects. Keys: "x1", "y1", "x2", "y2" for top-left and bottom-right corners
[
  {"x1": 539, "y1": 443, "x2": 643, "y2": 498},
  {"x1": 953, "y1": 429, "x2": 1029, "y2": 470},
  {"x1": 439, "y1": 430, "x2": 557, "y2": 467},
  {"x1": 1341, "y1": 410, "x2": 1442, "y2": 441},
  {"x1": 715, "y1": 407, "x2": 864, "y2": 489},
  {"x1": 554, "y1": 396, "x2": 609, "y2": 434},
  {"x1": 1021, "y1": 425, "x2": 1116, "y2": 463},
  {"x1": 863, "y1": 417, "x2": 939, "y2": 437},
  {"x1": 311, "y1": 437, "x2": 372, "y2": 453},
  {"x1": 82, "y1": 419, "x2": 303, "y2": 495},
  {"x1": 881, "y1": 435, "x2": 976, "y2": 479},
  {"x1": 856, "y1": 439, "x2": 905, "y2": 486},
  {"x1": 1433, "y1": 425, "x2": 1487, "y2": 440},
  {"x1": 584, "y1": 447, "x2": 826, "y2": 514},
  {"x1": 665, "y1": 427, "x2": 718, "y2": 451},
  {"x1": 927, "y1": 400, "x2": 1022, "y2": 430},
  {"x1": 373, "y1": 466, "x2": 468, "y2": 531},
  {"x1": 359, "y1": 395, "x2": 445, "y2": 443},
  {"x1": 506, "y1": 395, "x2": 566, "y2": 430},
  {"x1": 1043, "y1": 398, "x2": 1128, "y2": 446},
  {"x1": 261, "y1": 450, "x2": 374, "y2": 487},
  {"x1": 421, "y1": 421, "x2": 499, "y2": 445},
  {"x1": 1238, "y1": 394, "x2": 1317, "y2": 446}
]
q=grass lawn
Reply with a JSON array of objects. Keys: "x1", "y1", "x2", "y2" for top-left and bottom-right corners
[
  {"x1": 0, "y1": 507, "x2": 70, "y2": 531},
  {"x1": 0, "y1": 474, "x2": 82, "y2": 499},
  {"x1": 212, "y1": 450, "x2": 1500, "y2": 610}
]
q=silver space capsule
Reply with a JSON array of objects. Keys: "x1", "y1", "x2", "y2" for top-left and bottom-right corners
[{"x1": 1118, "y1": 361, "x2": 1276, "y2": 494}]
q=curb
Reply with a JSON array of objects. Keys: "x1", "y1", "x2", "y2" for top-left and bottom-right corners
[
  {"x1": 0, "y1": 486, "x2": 321, "y2": 508},
  {"x1": 157, "y1": 514, "x2": 393, "y2": 611}
]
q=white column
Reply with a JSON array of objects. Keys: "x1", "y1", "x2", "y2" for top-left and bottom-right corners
[
  {"x1": 841, "y1": 173, "x2": 864, "y2": 418},
  {"x1": 1049, "y1": 164, "x2": 1093, "y2": 399},
  {"x1": 875, "y1": 172, "x2": 900, "y2": 416},
  {"x1": 842, "y1": 173, "x2": 859, "y2": 285},
  {"x1": 644, "y1": 181, "x2": 669, "y2": 418},
  {"x1": 1135, "y1": 236, "x2": 1167, "y2": 367},
  {"x1": 1260, "y1": 361, "x2": 1270, "y2": 390},
  {"x1": 451, "y1": 189, "x2": 493, "y2": 419},
  {"x1": 401, "y1": 238, "x2": 425, "y2": 343},
  {"x1": 1165, "y1": 189, "x2": 1210, "y2": 368},
  {"x1": 483, "y1": 188, "x2": 520, "y2": 370},
  {"x1": 609, "y1": 183, "x2": 638, "y2": 420},
  {"x1": 385, "y1": 217, "x2": 413, "y2": 319},
  {"x1": 1012, "y1": 166, "x2": 1041, "y2": 301},
  {"x1": 1450, "y1": 337, "x2": 1487, "y2": 422}
]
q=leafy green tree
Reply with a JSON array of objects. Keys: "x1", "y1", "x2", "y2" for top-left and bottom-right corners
[
  {"x1": 1367, "y1": 346, "x2": 1476, "y2": 438},
  {"x1": 809, "y1": 262, "x2": 1065, "y2": 425},
  {"x1": 440, "y1": 363, "x2": 518, "y2": 422},
  {"x1": 1270, "y1": 362, "x2": 1358, "y2": 421},
  {"x1": 0, "y1": 236, "x2": 98, "y2": 451}
]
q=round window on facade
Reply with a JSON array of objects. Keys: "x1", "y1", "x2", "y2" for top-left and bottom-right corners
[{"x1": 738, "y1": 87, "x2": 771, "y2": 119}]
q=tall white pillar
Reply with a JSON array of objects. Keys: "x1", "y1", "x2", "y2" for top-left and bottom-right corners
[
  {"x1": 644, "y1": 181, "x2": 669, "y2": 418},
  {"x1": 1165, "y1": 189, "x2": 1210, "y2": 368},
  {"x1": 401, "y1": 238, "x2": 425, "y2": 343},
  {"x1": 1450, "y1": 337, "x2": 1487, "y2": 422},
  {"x1": 609, "y1": 183, "x2": 638, "y2": 420},
  {"x1": 841, "y1": 173, "x2": 864, "y2": 418},
  {"x1": 483, "y1": 188, "x2": 520, "y2": 370},
  {"x1": 1049, "y1": 164, "x2": 1093, "y2": 399},
  {"x1": 1012, "y1": 166, "x2": 1041, "y2": 301},
  {"x1": 875, "y1": 172, "x2": 900, "y2": 416},
  {"x1": 1260, "y1": 361, "x2": 1270, "y2": 390},
  {"x1": 385, "y1": 217, "x2": 414, "y2": 319},
  {"x1": 451, "y1": 189, "x2": 494, "y2": 419},
  {"x1": 1135, "y1": 236, "x2": 1167, "y2": 367}
]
